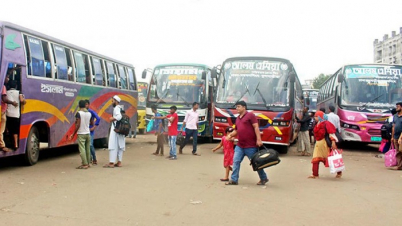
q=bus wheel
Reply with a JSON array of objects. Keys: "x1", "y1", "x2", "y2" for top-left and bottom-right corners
[
  {"x1": 24, "y1": 126, "x2": 40, "y2": 165},
  {"x1": 139, "y1": 129, "x2": 145, "y2": 134},
  {"x1": 278, "y1": 146, "x2": 289, "y2": 154}
]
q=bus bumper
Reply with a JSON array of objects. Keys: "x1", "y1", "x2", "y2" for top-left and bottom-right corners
[{"x1": 341, "y1": 128, "x2": 382, "y2": 143}]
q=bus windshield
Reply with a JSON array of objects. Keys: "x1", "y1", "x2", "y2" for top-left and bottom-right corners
[
  {"x1": 138, "y1": 82, "x2": 148, "y2": 107},
  {"x1": 216, "y1": 59, "x2": 290, "y2": 108},
  {"x1": 341, "y1": 65, "x2": 402, "y2": 109},
  {"x1": 148, "y1": 66, "x2": 206, "y2": 105},
  {"x1": 303, "y1": 90, "x2": 319, "y2": 111}
]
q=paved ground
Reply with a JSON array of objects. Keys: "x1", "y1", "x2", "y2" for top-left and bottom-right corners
[{"x1": 0, "y1": 135, "x2": 401, "y2": 226}]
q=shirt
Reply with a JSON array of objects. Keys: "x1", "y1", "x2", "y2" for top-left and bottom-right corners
[
  {"x1": 393, "y1": 114, "x2": 402, "y2": 139},
  {"x1": 183, "y1": 109, "x2": 199, "y2": 130},
  {"x1": 153, "y1": 112, "x2": 163, "y2": 132},
  {"x1": 1, "y1": 87, "x2": 7, "y2": 114},
  {"x1": 75, "y1": 110, "x2": 91, "y2": 135},
  {"x1": 6, "y1": 89, "x2": 20, "y2": 118},
  {"x1": 88, "y1": 108, "x2": 100, "y2": 136},
  {"x1": 296, "y1": 112, "x2": 311, "y2": 132},
  {"x1": 327, "y1": 112, "x2": 341, "y2": 133},
  {"x1": 234, "y1": 111, "x2": 258, "y2": 148},
  {"x1": 167, "y1": 113, "x2": 178, "y2": 136}
]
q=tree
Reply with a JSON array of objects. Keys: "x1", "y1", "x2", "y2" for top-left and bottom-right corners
[{"x1": 312, "y1": 73, "x2": 331, "y2": 89}]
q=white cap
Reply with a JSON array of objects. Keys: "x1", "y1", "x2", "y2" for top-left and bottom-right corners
[{"x1": 113, "y1": 95, "x2": 121, "y2": 103}]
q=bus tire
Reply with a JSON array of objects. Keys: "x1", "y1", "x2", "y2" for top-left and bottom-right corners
[
  {"x1": 139, "y1": 129, "x2": 145, "y2": 134},
  {"x1": 278, "y1": 146, "x2": 289, "y2": 154},
  {"x1": 24, "y1": 126, "x2": 40, "y2": 166}
]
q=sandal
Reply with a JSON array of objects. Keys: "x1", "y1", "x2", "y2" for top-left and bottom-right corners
[
  {"x1": 225, "y1": 180, "x2": 238, "y2": 185},
  {"x1": 103, "y1": 164, "x2": 115, "y2": 168},
  {"x1": 220, "y1": 178, "x2": 229, "y2": 182},
  {"x1": 257, "y1": 179, "x2": 269, "y2": 185},
  {"x1": 76, "y1": 165, "x2": 89, "y2": 169},
  {"x1": 151, "y1": 153, "x2": 158, "y2": 155},
  {"x1": 304, "y1": 153, "x2": 311, "y2": 156},
  {"x1": 308, "y1": 175, "x2": 318, "y2": 179},
  {"x1": 335, "y1": 174, "x2": 342, "y2": 178},
  {"x1": 1, "y1": 147, "x2": 10, "y2": 152},
  {"x1": 114, "y1": 163, "x2": 122, "y2": 167}
]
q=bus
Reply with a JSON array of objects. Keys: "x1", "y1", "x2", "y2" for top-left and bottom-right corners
[
  {"x1": 303, "y1": 89, "x2": 319, "y2": 114},
  {"x1": 212, "y1": 57, "x2": 303, "y2": 153},
  {"x1": 136, "y1": 75, "x2": 149, "y2": 134},
  {"x1": 0, "y1": 21, "x2": 137, "y2": 165},
  {"x1": 144, "y1": 63, "x2": 214, "y2": 140},
  {"x1": 317, "y1": 64, "x2": 402, "y2": 143}
]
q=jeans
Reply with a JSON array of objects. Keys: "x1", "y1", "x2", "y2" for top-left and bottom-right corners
[
  {"x1": 231, "y1": 146, "x2": 268, "y2": 183},
  {"x1": 168, "y1": 136, "x2": 177, "y2": 157},
  {"x1": 90, "y1": 133, "x2": 96, "y2": 161},
  {"x1": 181, "y1": 128, "x2": 198, "y2": 153}
]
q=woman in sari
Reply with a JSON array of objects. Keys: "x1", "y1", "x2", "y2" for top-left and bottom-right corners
[{"x1": 308, "y1": 111, "x2": 342, "y2": 179}]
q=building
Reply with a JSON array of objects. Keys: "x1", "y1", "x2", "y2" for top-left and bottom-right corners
[{"x1": 373, "y1": 28, "x2": 402, "y2": 64}]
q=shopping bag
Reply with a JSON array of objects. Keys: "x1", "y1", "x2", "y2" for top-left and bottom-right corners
[
  {"x1": 328, "y1": 149, "x2": 345, "y2": 174},
  {"x1": 379, "y1": 139, "x2": 391, "y2": 153},
  {"x1": 384, "y1": 143, "x2": 397, "y2": 167},
  {"x1": 146, "y1": 119, "x2": 154, "y2": 132}
]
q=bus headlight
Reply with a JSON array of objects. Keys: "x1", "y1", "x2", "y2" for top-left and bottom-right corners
[
  {"x1": 342, "y1": 123, "x2": 360, "y2": 130},
  {"x1": 215, "y1": 117, "x2": 227, "y2": 123}
]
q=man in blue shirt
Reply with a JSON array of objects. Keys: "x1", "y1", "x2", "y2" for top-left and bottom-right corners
[
  {"x1": 151, "y1": 105, "x2": 164, "y2": 156},
  {"x1": 85, "y1": 100, "x2": 101, "y2": 165}
]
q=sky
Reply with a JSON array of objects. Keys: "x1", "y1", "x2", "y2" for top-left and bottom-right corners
[{"x1": 2, "y1": 0, "x2": 402, "y2": 83}]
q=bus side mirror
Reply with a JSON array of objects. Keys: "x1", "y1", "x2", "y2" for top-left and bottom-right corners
[
  {"x1": 142, "y1": 69, "x2": 147, "y2": 79},
  {"x1": 211, "y1": 68, "x2": 217, "y2": 78},
  {"x1": 202, "y1": 71, "x2": 206, "y2": 80},
  {"x1": 338, "y1": 73, "x2": 344, "y2": 83}
]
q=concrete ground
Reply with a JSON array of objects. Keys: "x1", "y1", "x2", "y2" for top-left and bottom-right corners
[{"x1": 0, "y1": 134, "x2": 401, "y2": 226}]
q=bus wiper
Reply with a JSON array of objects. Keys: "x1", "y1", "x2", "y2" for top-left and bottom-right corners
[
  {"x1": 176, "y1": 91, "x2": 190, "y2": 107},
  {"x1": 233, "y1": 86, "x2": 250, "y2": 106},
  {"x1": 156, "y1": 88, "x2": 170, "y2": 104},
  {"x1": 359, "y1": 93, "x2": 385, "y2": 110},
  {"x1": 254, "y1": 82, "x2": 270, "y2": 110}
]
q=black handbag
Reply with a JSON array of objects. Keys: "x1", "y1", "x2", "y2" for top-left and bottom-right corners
[
  {"x1": 176, "y1": 132, "x2": 185, "y2": 146},
  {"x1": 250, "y1": 146, "x2": 281, "y2": 171}
]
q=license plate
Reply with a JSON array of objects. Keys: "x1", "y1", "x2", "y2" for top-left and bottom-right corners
[{"x1": 371, "y1": 137, "x2": 381, "y2": 142}]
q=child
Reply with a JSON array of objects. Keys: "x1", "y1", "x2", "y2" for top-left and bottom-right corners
[{"x1": 212, "y1": 127, "x2": 235, "y2": 181}]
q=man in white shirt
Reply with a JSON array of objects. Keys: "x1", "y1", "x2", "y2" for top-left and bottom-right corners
[
  {"x1": 327, "y1": 105, "x2": 341, "y2": 133},
  {"x1": 70, "y1": 100, "x2": 92, "y2": 169},
  {"x1": 179, "y1": 102, "x2": 200, "y2": 156}
]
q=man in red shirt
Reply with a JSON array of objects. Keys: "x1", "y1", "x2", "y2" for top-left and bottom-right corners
[
  {"x1": 226, "y1": 101, "x2": 268, "y2": 185},
  {"x1": 166, "y1": 106, "x2": 178, "y2": 160}
]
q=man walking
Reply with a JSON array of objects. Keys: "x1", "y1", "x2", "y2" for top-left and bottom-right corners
[
  {"x1": 104, "y1": 95, "x2": 125, "y2": 168},
  {"x1": 70, "y1": 100, "x2": 92, "y2": 169},
  {"x1": 392, "y1": 102, "x2": 402, "y2": 170},
  {"x1": 85, "y1": 100, "x2": 101, "y2": 165},
  {"x1": 179, "y1": 102, "x2": 200, "y2": 156},
  {"x1": 226, "y1": 101, "x2": 268, "y2": 186},
  {"x1": 295, "y1": 107, "x2": 312, "y2": 156},
  {"x1": 327, "y1": 105, "x2": 341, "y2": 133}
]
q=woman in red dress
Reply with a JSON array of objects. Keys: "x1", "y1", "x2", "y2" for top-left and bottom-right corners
[{"x1": 212, "y1": 127, "x2": 235, "y2": 181}]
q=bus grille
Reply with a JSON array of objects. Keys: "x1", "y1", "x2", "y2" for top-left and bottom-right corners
[{"x1": 368, "y1": 129, "x2": 381, "y2": 136}]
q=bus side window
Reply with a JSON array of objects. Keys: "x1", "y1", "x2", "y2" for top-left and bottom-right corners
[
  {"x1": 118, "y1": 65, "x2": 127, "y2": 90},
  {"x1": 127, "y1": 68, "x2": 135, "y2": 90},
  {"x1": 41, "y1": 40, "x2": 52, "y2": 78},
  {"x1": 52, "y1": 44, "x2": 68, "y2": 80},
  {"x1": 106, "y1": 61, "x2": 116, "y2": 88},
  {"x1": 91, "y1": 57, "x2": 104, "y2": 86},
  {"x1": 74, "y1": 52, "x2": 91, "y2": 84},
  {"x1": 26, "y1": 36, "x2": 45, "y2": 77},
  {"x1": 65, "y1": 48, "x2": 74, "y2": 81}
]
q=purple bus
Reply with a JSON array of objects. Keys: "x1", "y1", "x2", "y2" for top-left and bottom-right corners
[
  {"x1": 0, "y1": 21, "x2": 137, "y2": 165},
  {"x1": 317, "y1": 64, "x2": 402, "y2": 143}
]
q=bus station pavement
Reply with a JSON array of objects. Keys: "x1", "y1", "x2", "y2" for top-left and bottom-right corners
[{"x1": 0, "y1": 135, "x2": 401, "y2": 226}]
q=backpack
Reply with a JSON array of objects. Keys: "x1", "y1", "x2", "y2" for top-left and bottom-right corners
[
  {"x1": 114, "y1": 107, "x2": 131, "y2": 136},
  {"x1": 381, "y1": 122, "x2": 392, "y2": 140}
]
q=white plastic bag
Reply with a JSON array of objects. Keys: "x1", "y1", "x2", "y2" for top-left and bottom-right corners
[{"x1": 328, "y1": 149, "x2": 345, "y2": 174}]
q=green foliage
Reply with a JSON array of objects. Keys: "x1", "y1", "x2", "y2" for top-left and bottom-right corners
[{"x1": 312, "y1": 73, "x2": 331, "y2": 89}]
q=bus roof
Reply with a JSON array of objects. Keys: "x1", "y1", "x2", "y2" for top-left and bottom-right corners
[
  {"x1": 223, "y1": 56, "x2": 293, "y2": 64},
  {"x1": 154, "y1": 63, "x2": 211, "y2": 69},
  {"x1": 0, "y1": 21, "x2": 134, "y2": 67}
]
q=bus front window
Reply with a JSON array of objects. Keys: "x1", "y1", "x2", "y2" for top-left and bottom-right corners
[
  {"x1": 148, "y1": 66, "x2": 206, "y2": 105},
  {"x1": 341, "y1": 65, "x2": 402, "y2": 109},
  {"x1": 216, "y1": 60, "x2": 290, "y2": 108}
]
